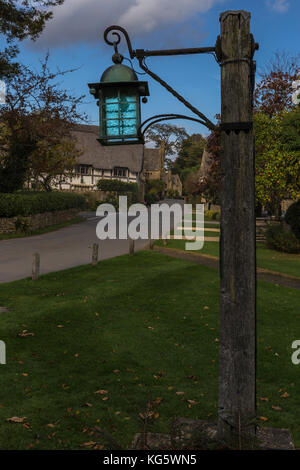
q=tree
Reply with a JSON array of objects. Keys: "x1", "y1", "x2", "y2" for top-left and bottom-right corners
[
  {"x1": 0, "y1": 0, "x2": 64, "y2": 78},
  {"x1": 172, "y1": 133, "x2": 206, "y2": 174},
  {"x1": 0, "y1": 54, "x2": 86, "y2": 192},
  {"x1": 254, "y1": 111, "x2": 300, "y2": 215},
  {"x1": 144, "y1": 123, "x2": 188, "y2": 168},
  {"x1": 254, "y1": 51, "x2": 300, "y2": 115}
]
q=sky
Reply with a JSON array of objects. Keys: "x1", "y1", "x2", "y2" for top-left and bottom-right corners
[{"x1": 15, "y1": 0, "x2": 300, "y2": 138}]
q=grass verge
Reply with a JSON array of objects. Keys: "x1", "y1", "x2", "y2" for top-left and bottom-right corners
[
  {"x1": 156, "y1": 239, "x2": 300, "y2": 279},
  {"x1": 0, "y1": 217, "x2": 85, "y2": 241},
  {"x1": 0, "y1": 251, "x2": 299, "y2": 449}
]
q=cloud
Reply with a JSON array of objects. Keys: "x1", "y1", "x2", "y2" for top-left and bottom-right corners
[
  {"x1": 266, "y1": 0, "x2": 290, "y2": 13},
  {"x1": 30, "y1": 0, "x2": 223, "y2": 49}
]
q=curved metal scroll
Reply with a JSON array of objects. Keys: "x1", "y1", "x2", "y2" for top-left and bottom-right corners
[
  {"x1": 104, "y1": 25, "x2": 135, "y2": 59},
  {"x1": 103, "y1": 25, "x2": 216, "y2": 132},
  {"x1": 138, "y1": 114, "x2": 210, "y2": 139}
]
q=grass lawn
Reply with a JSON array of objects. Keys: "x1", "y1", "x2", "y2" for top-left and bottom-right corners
[
  {"x1": 0, "y1": 217, "x2": 85, "y2": 241},
  {"x1": 157, "y1": 239, "x2": 300, "y2": 279},
  {"x1": 0, "y1": 251, "x2": 299, "y2": 450}
]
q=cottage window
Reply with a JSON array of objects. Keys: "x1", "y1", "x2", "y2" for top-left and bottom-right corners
[{"x1": 113, "y1": 167, "x2": 128, "y2": 177}]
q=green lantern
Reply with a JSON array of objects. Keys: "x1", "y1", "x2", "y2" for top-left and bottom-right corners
[{"x1": 88, "y1": 57, "x2": 149, "y2": 145}]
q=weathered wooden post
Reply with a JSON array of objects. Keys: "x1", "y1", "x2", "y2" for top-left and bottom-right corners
[
  {"x1": 92, "y1": 243, "x2": 99, "y2": 266},
  {"x1": 32, "y1": 252, "x2": 40, "y2": 280},
  {"x1": 218, "y1": 10, "x2": 257, "y2": 444},
  {"x1": 129, "y1": 238, "x2": 135, "y2": 256}
]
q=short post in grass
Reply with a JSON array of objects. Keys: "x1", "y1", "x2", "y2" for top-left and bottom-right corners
[
  {"x1": 163, "y1": 237, "x2": 168, "y2": 246},
  {"x1": 150, "y1": 239, "x2": 155, "y2": 250},
  {"x1": 129, "y1": 238, "x2": 135, "y2": 256},
  {"x1": 32, "y1": 252, "x2": 40, "y2": 280},
  {"x1": 92, "y1": 243, "x2": 99, "y2": 266},
  {"x1": 218, "y1": 10, "x2": 257, "y2": 445}
]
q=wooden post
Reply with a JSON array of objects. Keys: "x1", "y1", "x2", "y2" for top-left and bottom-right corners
[
  {"x1": 92, "y1": 243, "x2": 99, "y2": 266},
  {"x1": 150, "y1": 239, "x2": 155, "y2": 250},
  {"x1": 32, "y1": 253, "x2": 40, "y2": 280},
  {"x1": 218, "y1": 10, "x2": 257, "y2": 444},
  {"x1": 129, "y1": 238, "x2": 135, "y2": 256}
]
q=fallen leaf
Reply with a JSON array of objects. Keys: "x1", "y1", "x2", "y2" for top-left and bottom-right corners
[
  {"x1": 7, "y1": 416, "x2": 27, "y2": 423},
  {"x1": 154, "y1": 412, "x2": 159, "y2": 419},
  {"x1": 187, "y1": 400, "x2": 197, "y2": 405},
  {"x1": 18, "y1": 330, "x2": 34, "y2": 338},
  {"x1": 259, "y1": 416, "x2": 269, "y2": 421},
  {"x1": 280, "y1": 392, "x2": 289, "y2": 398},
  {"x1": 176, "y1": 391, "x2": 185, "y2": 396},
  {"x1": 113, "y1": 370, "x2": 120, "y2": 374},
  {"x1": 271, "y1": 405, "x2": 282, "y2": 411},
  {"x1": 94, "y1": 390, "x2": 108, "y2": 395},
  {"x1": 80, "y1": 441, "x2": 97, "y2": 448},
  {"x1": 259, "y1": 397, "x2": 269, "y2": 402}
]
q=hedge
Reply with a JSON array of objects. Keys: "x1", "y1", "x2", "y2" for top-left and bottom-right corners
[
  {"x1": 96, "y1": 179, "x2": 139, "y2": 204},
  {"x1": 265, "y1": 224, "x2": 300, "y2": 254},
  {"x1": 285, "y1": 199, "x2": 300, "y2": 239},
  {"x1": 0, "y1": 192, "x2": 86, "y2": 217}
]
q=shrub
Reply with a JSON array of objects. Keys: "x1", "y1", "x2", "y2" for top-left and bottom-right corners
[
  {"x1": 265, "y1": 224, "x2": 300, "y2": 253},
  {"x1": 285, "y1": 200, "x2": 300, "y2": 239},
  {"x1": 145, "y1": 179, "x2": 165, "y2": 205},
  {"x1": 0, "y1": 192, "x2": 86, "y2": 217},
  {"x1": 205, "y1": 210, "x2": 220, "y2": 221},
  {"x1": 96, "y1": 179, "x2": 139, "y2": 204}
]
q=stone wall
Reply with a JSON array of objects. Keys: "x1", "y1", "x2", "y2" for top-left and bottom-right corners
[{"x1": 0, "y1": 208, "x2": 79, "y2": 234}]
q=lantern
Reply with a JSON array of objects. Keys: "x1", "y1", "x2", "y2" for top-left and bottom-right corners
[{"x1": 88, "y1": 57, "x2": 149, "y2": 145}]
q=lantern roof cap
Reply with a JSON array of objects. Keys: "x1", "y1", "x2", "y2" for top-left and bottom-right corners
[{"x1": 100, "y1": 64, "x2": 138, "y2": 84}]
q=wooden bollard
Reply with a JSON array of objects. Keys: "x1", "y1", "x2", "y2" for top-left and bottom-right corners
[
  {"x1": 129, "y1": 238, "x2": 135, "y2": 256},
  {"x1": 32, "y1": 253, "x2": 40, "y2": 280},
  {"x1": 92, "y1": 243, "x2": 99, "y2": 266}
]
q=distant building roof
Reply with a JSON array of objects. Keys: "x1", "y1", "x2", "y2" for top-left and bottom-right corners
[
  {"x1": 71, "y1": 124, "x2": 143, "y2": 173},
  {"x1": 71, "y1": 124, "x2": 161, "y2": 174},
  {"x1": 143, "y1": 148, "x2": 161, "y2": 171}
]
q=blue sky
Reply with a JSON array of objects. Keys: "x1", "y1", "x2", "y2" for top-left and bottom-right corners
[{"x1": 17, "y1": 0, "x2": 300, "y2": 138}]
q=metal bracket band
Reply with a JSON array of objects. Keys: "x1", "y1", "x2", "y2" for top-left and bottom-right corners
[{"x1": 220, "y1": 122, "x2": 253, "y2": 134}]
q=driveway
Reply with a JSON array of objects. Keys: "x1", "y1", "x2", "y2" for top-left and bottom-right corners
[
  {"x1": 0, "y1": 213, "x2": 149, "y2": 283},
  {"x1": 0, "y1": 200, "x2": 185, "y2": 283}
]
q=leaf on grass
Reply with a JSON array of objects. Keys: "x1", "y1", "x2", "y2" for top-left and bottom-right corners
[
  {"x1": 176, "y1": 391, "x2": 185, "y2": 396},
  {"x1": 259, "y1": 397, "x2": 269, "y2": 402},
  {"x1": 271, "y1": 405, "x2": 282, "y2": 411},
  {"x1": 280, "y1": 392, "x2": 289, "y2": 398},
  {"x1": 259, "y1": 416, "x2": 268, "y2": 421},
  {"x1": 187, "y1": 400, "x2": 197, "y2": 405},
  {"x1": 18, "y1": 330, "x2": 34, "y2": 338},
  {"x1": 85, "y1": 403, "x2": 93, "y2": 408},
  {"x1": 95, "y1": 390, "x2": 108, "y2": 395},
  {"x1": 80, "y1": 441, "x2": 97, "y2": 448},
  {"x1": 154, "y1": 412, "x2": 159, "y2": 419},
  {"x1": 113, "y1": 370, "x2": 120, "y2": 374},
  {"x1": 7, "y1": 416, "x2": 27, "y2": 423}
]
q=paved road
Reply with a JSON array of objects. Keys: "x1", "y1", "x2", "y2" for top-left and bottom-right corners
[
  {"x1": 0, "y1": 200, "x2": 185, "y2": 283},
  {"x1": 0, "y1": 213, "x2": 150, "y2": 283}
]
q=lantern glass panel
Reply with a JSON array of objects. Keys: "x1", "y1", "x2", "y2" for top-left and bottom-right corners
[{"x1": 102, "y1": 86, "x2": 139, "y2": 140}]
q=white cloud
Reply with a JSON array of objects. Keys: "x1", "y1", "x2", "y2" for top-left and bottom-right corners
[
  {"x1": 31, "y1": 0, "x2": 223, "y2": 49},
  {"x1": 266, "y1": 0, "x2": 290, "y2": 13}
]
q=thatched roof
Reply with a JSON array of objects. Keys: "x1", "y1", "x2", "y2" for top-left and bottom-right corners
[
  {"x1": 143, "y1": 148, "x2": 161, "y2": 171},
  {"x1": 71, "y1": 124, "x2": 144, "y2": 173}
]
